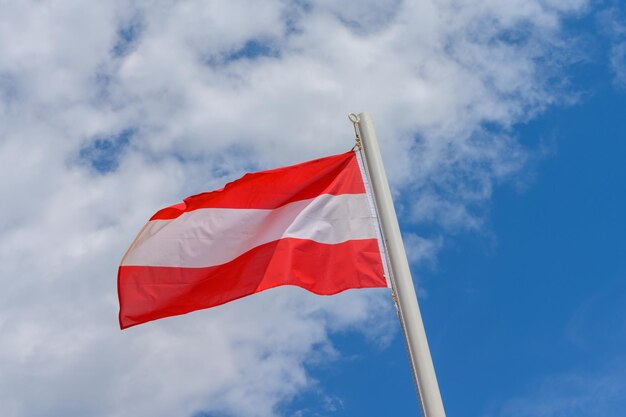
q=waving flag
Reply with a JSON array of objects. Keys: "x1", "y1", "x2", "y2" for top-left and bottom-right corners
[{"x1": 118, "y1": 150, "x2": 388, "y2": 329}]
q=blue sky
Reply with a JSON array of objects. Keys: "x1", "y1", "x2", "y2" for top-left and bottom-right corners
[
  {"x1": 426, "y1": 84, "x2": 626, "y2": 416},
  {"x1": 1, "y1": 1, "x2": 625, "y2": 417}
]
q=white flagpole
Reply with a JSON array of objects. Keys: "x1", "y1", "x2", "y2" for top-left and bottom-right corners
[{"x1": 352, "y1": 112, "x2": 446, "y2": 417}]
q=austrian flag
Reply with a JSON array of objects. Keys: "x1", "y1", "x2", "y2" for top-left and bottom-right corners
[{"x1": 118, "y1": 151, "x2": 389, "y2": 329}]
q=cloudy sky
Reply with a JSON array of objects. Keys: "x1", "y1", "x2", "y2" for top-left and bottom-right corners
[{"x1": 1, "y1": 0, "x2": 625, "y2": 416}]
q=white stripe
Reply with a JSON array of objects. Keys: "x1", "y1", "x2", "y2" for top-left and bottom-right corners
[{"x1": 122, "y1": 193, "x2": 378, "y2": 267}]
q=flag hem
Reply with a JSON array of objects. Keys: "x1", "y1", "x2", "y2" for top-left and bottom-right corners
[{"x1": 354, "y1": 149, "x2": 392, "y2": 288}]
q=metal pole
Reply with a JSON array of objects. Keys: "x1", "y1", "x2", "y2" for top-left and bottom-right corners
[{"x1": 354, "y1": 112, "x2": 446, "y2": 417}]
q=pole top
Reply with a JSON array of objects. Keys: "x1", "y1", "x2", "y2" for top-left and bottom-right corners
[{"x1": 348, "y1": 113, "x2": 362, "y2": 150}]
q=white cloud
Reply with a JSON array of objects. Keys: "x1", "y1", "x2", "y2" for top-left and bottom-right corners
[
  {"x1": 610, "y1": 41, "x2": 626, "y2": 87},
  {"x1": 484, "y1": 358, "x2": 626, "y2": 417},
  {"x1": 597, "y1": 4, "x2": 626, "y2": 88},
  {"x1": 403, "y1": 233, "x2": 443, "y2": 267},
  {"x1": 0, "y1": 0, "x2": 590, "y2": 416}
]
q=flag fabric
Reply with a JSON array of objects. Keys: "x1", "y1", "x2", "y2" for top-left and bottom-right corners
[{"x1": 118, "y1": 150, "x2": 389, "y2": 329}]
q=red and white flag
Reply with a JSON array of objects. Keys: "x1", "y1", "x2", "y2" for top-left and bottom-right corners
[{"x1": 118, "y1": 150, "x2": 389, "y2": 329}]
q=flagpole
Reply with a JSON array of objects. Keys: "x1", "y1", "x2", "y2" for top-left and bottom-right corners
[{"x1": 352, "y1": 112, "x2": 446, "y2": 417}]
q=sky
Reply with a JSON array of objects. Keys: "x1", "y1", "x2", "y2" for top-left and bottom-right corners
[{"x1": 0, "y1": 1, "x2": 625, "y2": 416}]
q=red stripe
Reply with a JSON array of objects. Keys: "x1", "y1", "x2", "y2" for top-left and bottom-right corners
[
  {"x1": 151, "y1": 151, "x2": 364, "y2": 220},
  {"x1": 118, "y1": 238, "x2": 386, "y2": 329}
]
